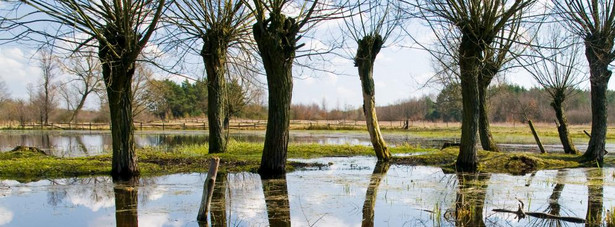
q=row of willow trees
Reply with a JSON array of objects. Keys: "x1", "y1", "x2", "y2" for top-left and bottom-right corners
[{"x1": 1, "y1": 0, "x2": 614, "y2": 179}]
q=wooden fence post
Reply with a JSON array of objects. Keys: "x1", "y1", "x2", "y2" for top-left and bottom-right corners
[
  {"x1": 528, "y1": 120, "x2": 546, "y2": 153},
  {"x1": 197, "y1": 157, "x2": 220, "y2": 223}
]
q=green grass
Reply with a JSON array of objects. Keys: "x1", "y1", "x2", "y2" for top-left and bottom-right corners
[
  {"x1": 0, "y1": 141, "x2": 427, "y2": 182},
  {"x1": 392, "y1": 147, "x2": 614, "y2": 175},
  {"x1": 2, "y1": 135, "x2": 614, "y2": 182}
]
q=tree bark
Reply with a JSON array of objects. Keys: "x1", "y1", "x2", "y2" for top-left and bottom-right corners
[
  {"x1": 456, "y1": 34, "x2": 481, "y2": 172},
  {"x1": 99, "y1": 30, "x2": 140, "y2": 180},
  {"x1": 355, "y1": 35, "x2": 391, "y2": 161},
  {"x1": 69, "y1": 93, "x2": 88, "y2": 123},
  {"x1": 253, "y1": 14, "x2": 298, "y2": 176},
  {"x1": 261, "y1": 174, "x2": 291, "y2": 227},
  {"x1": 202, "y1": 31, "x2": 228, "y2": 154},
  {"x1": 551, "y1": 92, "x2": 578, "y2": 154},
  {"x1": 582, "y1": 37, "x2": 613, "y2": 165},
  {"x1": 362, "y1": 161, "x2": 390, "y2": 227},
  {"x1": 478, "y1": 82, "x2": 499, "y2": 152}
]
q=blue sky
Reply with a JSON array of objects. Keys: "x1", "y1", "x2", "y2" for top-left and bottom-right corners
[{"x1": 0, "y1": 1, "x2": 612, "y2": 111}]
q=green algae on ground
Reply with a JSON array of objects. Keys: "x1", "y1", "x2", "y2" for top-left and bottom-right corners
[
  {"x1": 2, "y1": 141, "x2": 612, "y2": 182},
  {"x1": 0, "y1": 141, "x2": 422, "y2": 181},
  {"x1": 391, "y1": 147, "x2": 614, "y2": 175}
]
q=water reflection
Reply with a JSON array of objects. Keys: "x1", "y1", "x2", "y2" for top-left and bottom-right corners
[
  {"x1": 210, "y1": 173, "x2": 227, "y2": 227},
  {"x1": 261, "y1": 174, "x2": 291, "y2": 227},
  {"x1": 0, "y1": 130, "x2": 458, "y2": 156},
  {"x1": 1, "y1": 162, "x2": 615, "y2": 226},
  {"x1": 114, "y1": 178, "x2": 139, "y2": 227},
  {"x1": 4, "y1": 130, "x2": 615, "y2": 156},
  {"x1": 586, "y1": 168, "x2": 603, "y2": 227},
  {"x1": 455, "y1": 173, "x2": 490, "y2": 227},
  {"x1": 362, "y1": 161, "x2": 390, "y2": 227}
]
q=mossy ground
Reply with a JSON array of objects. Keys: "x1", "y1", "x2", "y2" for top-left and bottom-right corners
[
  {"x1": 393, "y1": 147, "x2": 614, "y2": 175},
  {"x1": 2, "y1": 130, "x2": 613, "y2": 181},
  {"x1": 0, "y1": 141, "x2": 427, "y2": 182}
]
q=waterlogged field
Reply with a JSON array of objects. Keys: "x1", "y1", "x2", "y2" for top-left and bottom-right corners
[
  {"x1": 1, "y1": 126, "x2": 615, "y2": 226},
  {"x1": 1, "y1": 124, "x2": 614, "y2": 156},
  {"x1": 1, "y1": 156, "x2": 614, "y2": 226}
]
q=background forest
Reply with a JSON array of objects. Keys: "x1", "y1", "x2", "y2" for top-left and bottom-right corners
[{"x1": 0, "y1": 75, "x2": 610, "y2": 125}]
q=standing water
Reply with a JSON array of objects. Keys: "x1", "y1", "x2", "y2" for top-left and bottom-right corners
[{"x1": 1, "y1": 156, "x2": 613, "y2": 226}]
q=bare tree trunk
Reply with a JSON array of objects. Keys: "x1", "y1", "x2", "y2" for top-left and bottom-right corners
[
  {"x1": 202, "y1": 33, "x2": 228, "y2": 154},
  {"x1": 552, "y1": 93, "x2": 578, "y2": 154},
  {"x1": 114, "y1": 178, "x2": 139, "y2": 227},
  {"x1": 583, "y1": 39, "x2": 612, "y2": 165},
  {"x1": 456, "y1": 34, "x2": 481, "y2": 172},
  {"x1": 253, "y1": 15, "x2": 297, "y2": 176},
  {"x1": 69, "y1": 94, "x2": 88, "y2": 123},
  {"x1": 355, "y1": 35, "x2": 391, "y2": 161},
  {"x1": 261, "y1": 174, "x2": 290, "y2": 227},
  {"x1": 101, "y1": 51, "x2": 139, "y2": 180},
  {"x1": 478, "y1": 83, "x2": 499, "y2": 152},
  {"x1": 362, "y1": 161, "x2": 390, "y2": 227}
]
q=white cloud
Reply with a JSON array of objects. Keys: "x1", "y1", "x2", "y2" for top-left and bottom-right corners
[
  {"x1": 0, "y1": 47, "x2": 41, "y2": 99},
  {"x1": 0, "y1": 206, "x2": 13, "y2": 225},
  {"x1": 336, "y1": 86, "x2": 358, "y2": 98},
  {"x1": 69, "y1": 193, "x2": 114, "y2": 212}
]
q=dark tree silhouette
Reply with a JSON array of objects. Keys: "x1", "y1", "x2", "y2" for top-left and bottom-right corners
[
  {"x1": 3, "y1": 0, "x2": 167, "y2": 179},
  {"x1": 553, "y1": 0, "x2": 615, "y2": 165}
]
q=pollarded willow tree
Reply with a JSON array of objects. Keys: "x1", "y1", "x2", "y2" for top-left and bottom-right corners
[
  {"x1": 343, "y1": 0, "x2": 402, "y2": 161},
  {"x1": 417, "y1": 0, "x2": 536, "y2": 171},
  {"x1": 2, "y1": 0, "x2": 166, "y2": 180},
  {"x1": 246, "y1": 0, "x2": 342, "y2": 176},
  {"x1": 520, "y1": 27, "x2": 583, "y2": 154},
  {"x1": 553, "y1": 0, "x2": 615, "y2": 165},
  {"x1": 168, "y1": 0, "x2": 253, "y2": 154}
]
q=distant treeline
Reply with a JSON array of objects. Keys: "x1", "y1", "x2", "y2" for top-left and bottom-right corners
[
  {"x1": 1, "y1": 80, "x2": 611, "y2": 125},
  {"x1": 290, "y1": 84, "x2": 613, "y2": 125}
]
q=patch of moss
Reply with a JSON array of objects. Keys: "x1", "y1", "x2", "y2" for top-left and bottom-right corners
[
  {"x1": 0, "y1": 142, "x2": 425, "y2": 182},
  {"x1": 392, "y1": 148, "x2": 594, "y2": 175}
]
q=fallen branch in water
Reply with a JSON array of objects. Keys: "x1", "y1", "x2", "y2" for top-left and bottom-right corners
[{"x1": 492, "y1": 199, "x2": 585, "y2": 224}]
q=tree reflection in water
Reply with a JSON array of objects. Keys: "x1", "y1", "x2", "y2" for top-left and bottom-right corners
[
  {"x1": 114, "y1": 177, "x2": 139, "y2": 227},
  {"x1": 261, "y1": 174, "x2": 291, "y2": 227},
  {"x1": 455, "y1": 173, "x2": 490, "y2": 227},
  {"x1": 362, "y1": 161, "x2": 390, "y2": 227},
  {"x1": 586, "y1": 168, "x2": 603, "y2": 227},
  {"x1": 198, "y1": 172, "x2": 228, "y2": 227}
]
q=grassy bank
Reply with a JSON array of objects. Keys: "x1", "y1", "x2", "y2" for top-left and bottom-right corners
[
  {"x1": 2, "y1": 139, "x2": 614, "y2": 182},
  {"x1": 392, "y1": 147, "x2": 614, "y2": 175},
  {"x1": 0, "y1": 141, "x2": 428, "y2": 182}
]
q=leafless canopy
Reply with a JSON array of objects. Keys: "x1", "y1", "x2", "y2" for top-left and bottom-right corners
[
  {"x1": 407, "y1": 0, "x2": 536, "y2": 86},
  {"x1": 342, "y1": 0, "x2": 402, "y2": 44},
  {"x1": 553, "y1": 0, "x2": 615, "y2": 63},
  {"x1": 163, "y1": 0, "x2": 259, "y2": 77},
  {"x1": 519, "y1": 27, "x2": 584, "y2": 98},
  {"x1": 1, "y1": 0, "x2": 166, "y2": 57}
]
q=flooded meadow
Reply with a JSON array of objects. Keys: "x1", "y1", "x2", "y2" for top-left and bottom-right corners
[
  {"x1": 1, "y1": 130, "x2": 614, "y2": 226},
  {"x1": 1, "y1": 156, "x2": 614, "y2": 226}
]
